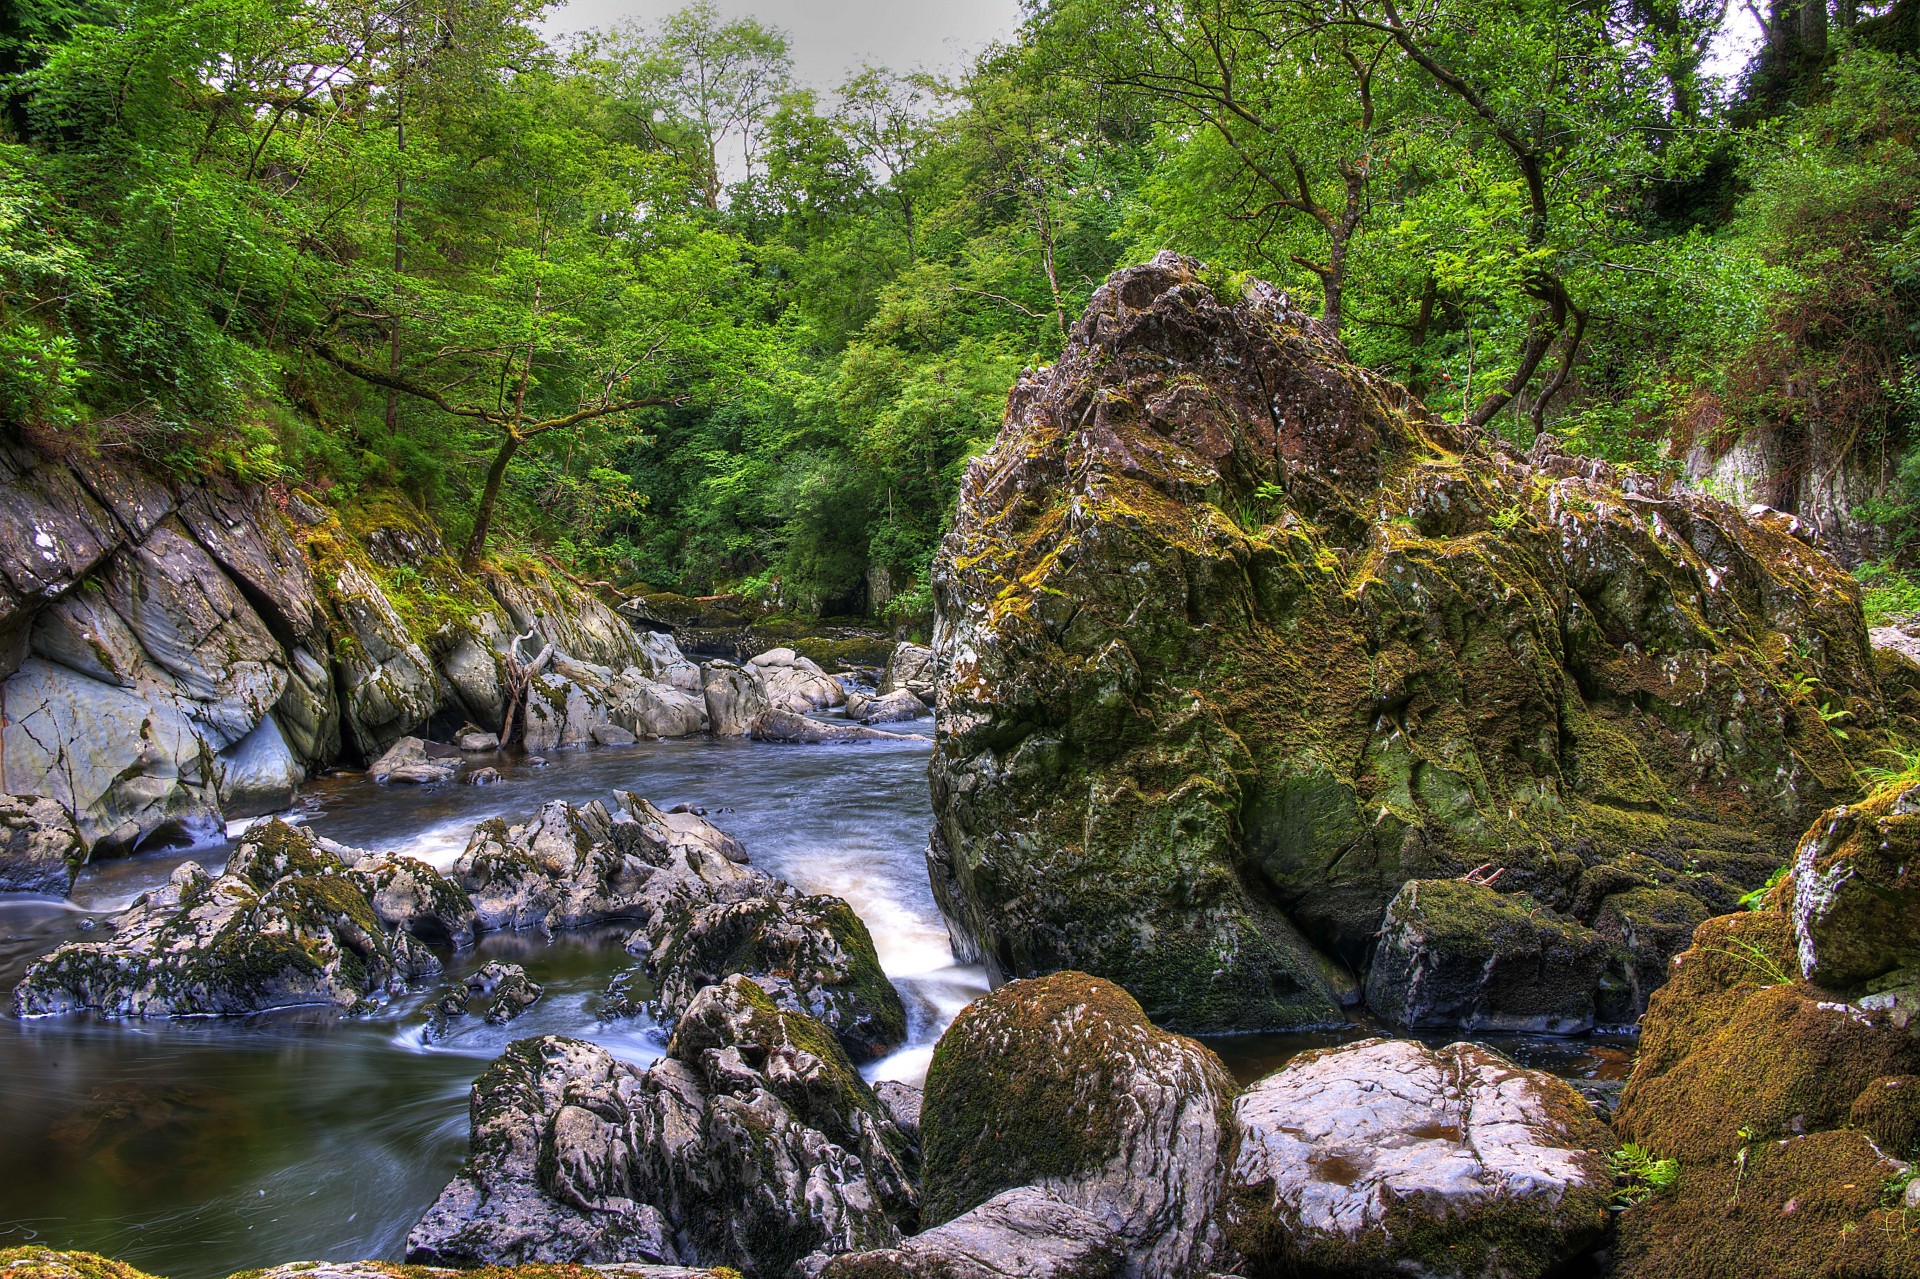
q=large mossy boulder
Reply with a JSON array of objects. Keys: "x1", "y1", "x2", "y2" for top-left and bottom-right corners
[
  {"x1": 930, "y1": 251, "x2": 1892, "y2": 1031},
  {"x1": 406, "y1": 978, "x2": 917, "y2": 1277},
  {"x1": 920, "y1": 972, "x2": 1235, "y2": 1279},
  {"x1": 1792, "y1": 781, "x2": 1920, "y2": 988},
  {"x1": 1225, "y1": 1038, "x2": 1612, "y2": 1279}
]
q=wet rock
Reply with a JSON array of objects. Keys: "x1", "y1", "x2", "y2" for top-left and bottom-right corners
[
  {"x1": 406, "y1": 977, "x2": 916, "y2": 1274},
  {"x1": 593, "y1": 723, "x2": 639, "y2": 747},
  {"x1": 749, "y1": 709, "x2": 920, "y2": 744},
  {"x1": 880, "y1": 642, "x2": 935, "y2": 702},
  {"x1": 1226, "y1": 1037, "x2": 1612, "y2": 1279},
  {"x1": 468, "y1": 961, "x2": 543, "y2": 1025},
  {"x1": 369, "y1": 736, "x2": 462, "y2": 785},
  {"x1": 330, "y1": 560, "x2": 439, "y2": 758},
  {"x1": 14, "y1": 820, "x2": 437, "y2": 1018},
  {"x1": 701, "y1": 660, "x2": 770, "y2": 736},
  {"x1": 351, "y1": 852, "x2": 477, "y2": 947},
  {"x1": 0, "y1": 793, "x2": 82, "y2": 895},
  {"x1": 0, "y1": 1247, "x2": 730, "y2": 1279},
  {"x1": 641, "y1": 892, "x2": 907, "y2": 1062},
  {"x1": 214, "y1": 714, "x2": 305, "y2": 818},
  {"x1": 748, "y1": 648, "x2": 847, "y2": 713},
  {"x1": 1791, "y1": 784, "x2": 1920, "y2": 989},
  {"x1": 468, "y1": 767, "x2": 503, "y2": 786},
  {"x1": 922, "y1": 972, "x2": 1234, "y2": 1278},
  {"x1": 872, "y1": 1080, "x2": 922, "y2": 1147},
  {"x1": 931, "y1": 252, "x2": 1892, "y2": 1033},
  {"x1": 456, "y1": 727, "x2": 501, "y2": 752},
  {"x1": 820, "y1": 1187, "x2": 1122, "y2": 1279},
  {"x1": 846, "y1": 688, "x2": 927, "y2": 724},
  {"x1": 1365, "y1": 879, "x2": 1616, "y2": 1035}
]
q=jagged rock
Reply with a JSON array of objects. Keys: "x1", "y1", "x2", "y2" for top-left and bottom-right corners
[
  {"x1": 492, "y1": 573, "x2": 645, "y2": 672},
  {"x1": 846, "y1": 688, "x2": 927, "y2": 724},
  {"x1": 880, "y1": 642, "x2": 935, "y2": 702},
  {"x1": 0, "y1": 1245, "x2": 732, "y2": 1279},
  {"x1": 468, "y1": 961, "x2": 543, "y2": 1024},
  {"x1": 1226, "y1": 1037, "x2": 1612, "y2": 1279},
  {"x1": 640, "y1": 892, "x2": 907, "y2": 1062},
  {"x1": 350, "y1": 852, "x2": 477, "y2": 947},
  {"x1": 14, "y1": 820, "x2": 437, "y2": 1018},
  {"x1": 638, "y1": 630, "x2": 703, "y2": 693},
  {"x1": 931, "y1": 251, "x2": 1890, "y2": 1032},
  {"x1": 1791, "y1": 784, "x2": 1920, "y2": 988},
  {"x1": 1364, "y1": 879, "x2": 1616, "y2": 1034},
  {"x1": 369, "y1": 736, "x2": 462, "y2": 785},
  {"x1": 921, "y1": 972, "x2": 1234, "y2": 1279},
  {"x1": 821, "y1": 1188, "x2": 1122, "y2": 1279},
  {"x1": 702, "y1": 660, "x2": 770, "y2": 736},
  {"x1": 748, "y1": 648, "x2": 847, "y2": 713},
  {"x1": 750, "y1": 709, "x2": 919, "y2": 744},
  {"x1": 0, "y1": 794, "x2": 82, "y2": 895},
  {"x1": 405, "y1": 977, "x2": 916, "y2": 1274}
]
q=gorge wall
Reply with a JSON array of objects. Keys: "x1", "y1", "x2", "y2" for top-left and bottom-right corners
[{"x1": 928, "y1": 252, "x2": 1916, "y2": 1034}]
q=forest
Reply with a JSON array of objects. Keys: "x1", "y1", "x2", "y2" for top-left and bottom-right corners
[{"x1": 1, "y1": 0, "x2": 1916, "y2": 619}]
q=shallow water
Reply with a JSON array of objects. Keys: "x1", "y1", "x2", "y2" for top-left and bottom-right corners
[{"x1": 0, "y1": 724, "x2": 985, "y2": 1279}]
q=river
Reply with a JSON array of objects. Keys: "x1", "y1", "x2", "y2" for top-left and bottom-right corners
[{"x1": 0, "y1": 723, "x2": 1634, "y2": 1279}]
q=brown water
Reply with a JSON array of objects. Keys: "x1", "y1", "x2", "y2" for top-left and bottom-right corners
[{"x1": 0, "y1": 723, "x2": 1635, "y2": 1279}]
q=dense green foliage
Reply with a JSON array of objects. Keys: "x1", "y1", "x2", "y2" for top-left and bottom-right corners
[{"x1": 0, "y1": 0, "x2": 1916, "y2": 613}]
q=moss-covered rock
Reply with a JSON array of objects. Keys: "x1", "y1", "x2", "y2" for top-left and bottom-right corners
[
  {"x1": 0, "y1": 1246, "x2": 736, "y2": 1279},
  {"x1": 1225, "y1": 1037, "x2": 1612, "y2": 1279},
  {"x1": 931, "y1": 252, "x2": 1897, "y2": 1032},
  {"x1": 818, "y1": 1188, "x2": 1123, "y2": 1279},
  {"x1": 1364, "y1": 879, "x2": 1616, "y2": 1033},
  {"x1": 920, "y1": 972, "x2": 1235, "y2": 1277},
  {"x1": 1851, "y1": 1074, "x2": 1920, "y2": 1159},
  {"x1": 1792, "y1": 782, "x2": 1920, "y2": 989}
]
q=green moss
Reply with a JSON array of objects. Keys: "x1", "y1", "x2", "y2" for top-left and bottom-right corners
[
  {"x1": 0, "y1": 1248, "x2": 164, "y2": 1279},
  {"x1": 1851, "y1": 1075, "x2": 1920, "y2": 1159}
]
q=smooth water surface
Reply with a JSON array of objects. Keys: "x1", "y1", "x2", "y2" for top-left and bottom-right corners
[{"x1": 0, "y1": 725, "x2": 984, "y2": 1279}]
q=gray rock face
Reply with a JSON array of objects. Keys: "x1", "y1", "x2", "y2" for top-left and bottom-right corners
[
  {"x1": 821, "y1": 1188, "x2": 1122, "y2": 1279},
  {"x1": 638, "y1": 631, "x2": 703, "y2": 693},
  {"x1": 880, "y1": 642, "x2": 935, "y2": 702},
  {"x1": 0, "y1": 794, "x2": 82, "y2": 895},
  {"x1": 749, "y1": 710, "x2": 920, "y2": 745},
  {"x1": 701, "y1": 661, "x2": 770, "y2": 736},
  {"x1": 405, "y1": 978, "x2": 917, "y2": 1275},
  {"x1": 246, "y1": 1262, "x2": 725, "y2": 1279},
  {"x1": 470, "y1": 961, "x2": 543, "y2": 1024},
  {"x1": 216, "y1": 714, "x2": 305, "y2": 818},
  {"x1": 456, "y1": 728, "x2": 501, "y2": 752},
  {"x1": 1226, "y1": 1038, "x2": 1613, "y2": 1279},
  {"x1": 14, "y1": 821, "x2": 437, "y2": 1018},
  {"x1": 522, "y1": 659, "x2": 708, "y2": 752},
  {"x1": 922, "y1": 973, "x2": 1235, "y2": 1279},
  {"x1": 872, "y1": 1081, "x2": 922, "y2": 1146},
  {"x1": 1365, "y1": 880, "x2": 1616, "y2": 1035},
  {"x1": 332, "y1": 560, "x2": 440, "y2": 759},
  {"x1": 493, "y1": 574, "x2": 645, "y2": 672},
  {"x1": 640, "y1": 892, "x2": 907, "y2": 1063},
  {"x1": 749, "y1": 648, "x2": 847, "y2": 713}
]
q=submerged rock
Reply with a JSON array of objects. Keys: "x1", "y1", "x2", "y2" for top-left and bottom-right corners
[
  {"x1": 930, "y1": 251, "x2": 1893, "y2": 1032},
  {"x1": 749, "y1": 709, "x2": 920, "y2": 744},
  {"x1": 921, "y1": 972, "x2": 1235, "y2": 1279},
  {"x1": 406, "y1": 978, "x2": 916, "y2": 1275},
  {"x1": 1226, "y1": 1037, "x2": 1612, "y2": 1279},
  {"x1": 1365, "y1": 879, "x2": 1616, "y2": 1034},
  {"x1": 820, "y1": 1187, "x2": 1122, "y2": 1279},
  {"x1": 14, "y1": 821, "x2": 436, "y2": 1018},
  {"x1": 0, "y1": 794, "x2": 82, "y2": 895}
]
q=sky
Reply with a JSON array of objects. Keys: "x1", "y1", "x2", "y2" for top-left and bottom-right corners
[{"x1": 543, "y1": 0, "x2": 1026, "y2": 89}]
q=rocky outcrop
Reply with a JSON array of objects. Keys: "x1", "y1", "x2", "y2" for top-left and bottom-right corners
[
  {"x1": 1365, "y1": 879, "x2": 1616, "y2": 1034},
  {"x1": 369, "y1": 735, "x2": 464, "y2": 785},
  {"x1": 920, "y1": 972, "x2": 1235, "y2": 1279},
  {"x1": 881, "y1": 642, "x2": 935, "y2": 702},
  {"x1": 1790, "y1": 782, "x2": 1920, "y2": 988},
  {"x1": 0, "y1": 443, "x2": 717, "y2": 868},
  {"x1": 1610, "y1": 884, "x2": 1920, "y2": 1276},
  {"x1": 0, "y1": 793, "x2": 82, "y2": 894},
  {"x1": 701, "y1": 660, "x2": 769, "y2": 736},
  {"x1": 846, "y1": 688, "x2": 927, "y2": 724},
  {"x1": 749, "y1": 647, "x2": 847, "y2": 713},
  {"x1": 0, "y1": 1246, "x2": 732, "y2": 1279},
  {"x1": 406, "y1": 978, "x2": 917, "y2": 1275},
  {"x1": 930, "y1": 251, "x2": 1893, "y2": 1032},
  {"x1": 1225, "y1": 1038, "x2": 1612, "y2": 1279},
  {"x1": 14, "y1": 820, "x2": 438, "y2": 1017},
  {"x1": 821, "y1": 1188, "x2": 1122, "y2": 1279}
]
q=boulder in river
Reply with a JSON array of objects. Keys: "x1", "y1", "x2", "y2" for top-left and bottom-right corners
[
  {"x1": 368, "y1": 735, "x2": 463, "y2": 785},
  {"x1": 701, "y1": 660, "x2": 770, "y2": 736},
  {"x1": 921, "y1": 972, "x2": 1235, "y2": 1279},
  {"x1": 846, "y1": 688, "x2": 927, "y2": 724},
  {"x1": 880, "y1": 642, "x2": 935, "y2": 703},
  {"x1": 1365, "y1": 879, "x2": 1617, "y2": 1034},
  {"x1": 0, "y1": 793, "x2": 83, "y2": 895},
  {"x1": 930, "y1": 251, "x2": 1895, "y2": 1032},
  {"x1": 749, "y1": 647, "x2": 848, "y2": 713},
  {"x1": 406, "y1": 977, "x2": 917, "y2": 1275},
  {"x1": 14, "y1": 820, "x2": 438, "y2": 1018},
  {"x1": 1225, "y1": 1037, "x2": 1612, "y2": 1279},
  {"x1": 750, "y1": 709, "x2": 921, "y2": 744}
]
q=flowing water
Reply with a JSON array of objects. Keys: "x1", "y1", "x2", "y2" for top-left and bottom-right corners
[
  {"x1": 0, "y1": 722, "x2": 1635, "y2": 1279},
  {"x1": 0, "y1": 724, "x2": 984, "y2": 1279}
]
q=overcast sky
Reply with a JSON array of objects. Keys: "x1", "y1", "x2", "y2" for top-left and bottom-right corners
[{"x1": 543, "y1": 0, "x2": 1026, "y2": 88}]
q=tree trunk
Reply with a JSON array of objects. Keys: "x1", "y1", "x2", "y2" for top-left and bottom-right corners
[
  {"x1": 464, "y1": 433, "x2": 520, "y2": 570},
  {"x1": 1802, "y1": 0, "x2": 1829, "y2": 60}
]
